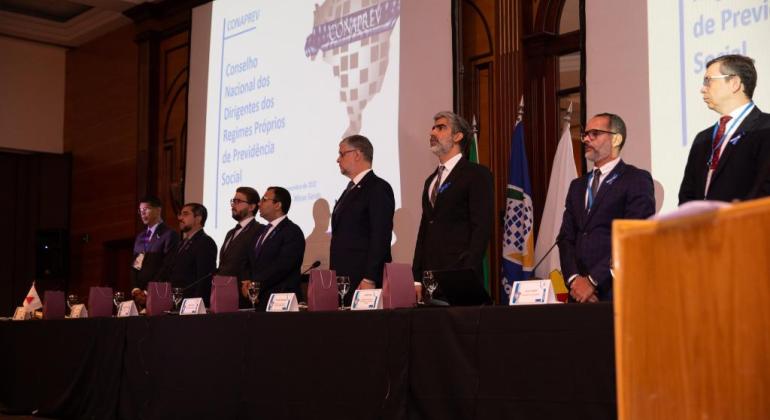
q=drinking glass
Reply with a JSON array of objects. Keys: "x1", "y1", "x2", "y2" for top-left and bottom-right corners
[
  {"x1": 247, "y1": 281, "x2": 261, "y2": 310},
  {"x1": 113, "y1": 291, "x2": 125, "y2": 312},
  {"x1": 336, "y1": 276, "x2": 350, "y2": 310},
  {"x1": 66, "y1": 294, "x2": 78, "y2": 310},
  {"x1": 422, "y1": 271, "x2": 437, "y2": 303},
  {"x1": 66, "y1": 294, "x2": 79, "y2": 316},
  {"x1": 172, "y1": 287, "x2": 184, "y2": 311}
]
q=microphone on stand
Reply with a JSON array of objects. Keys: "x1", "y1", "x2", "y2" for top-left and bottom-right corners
[
  {"x1": 529, "y1": 233, "x2": 563, "y2": 279},
  {"x1": 181, "y1": 271, "x2": 215, "y2": 292},
  {"x1": 302, "y1": 260, "x2": 322, "y2": 275}
]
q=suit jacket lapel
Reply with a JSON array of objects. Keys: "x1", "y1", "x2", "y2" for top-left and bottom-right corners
[
  {"x1": 712, "y1": 106, "x2": 761, "y2": 181},
  {"x1": 583, "y1": 160, "x2": 627, "y2": 227},
  {"x1": 333, "y1": 172, "x2": 372, "y2": 229},
  {"x1": 432, "y1": 158, "x2": 466, "y2": 211}
]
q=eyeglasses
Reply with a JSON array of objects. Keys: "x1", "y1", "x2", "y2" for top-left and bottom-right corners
[
  {"x1": 137, "y1": 207, "x2": 155, "y2": 215},
  {"x1": 230, "y1": 198, "x2": 251, "y2": 206},
  {"x1": 581, "y1": 129, "x2": 618, "y2": 140},
  {"x1": 260, "y1": 197, "x2": 277, "y2": 203},
  {"x1": 702, "y1": 74, "x2": 735, "y2": 86},
  {"x1": 338, "y1": 149, "x2": 358, "y2": 158}
]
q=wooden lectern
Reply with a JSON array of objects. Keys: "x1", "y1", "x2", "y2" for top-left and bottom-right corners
[{"x1": 613, "y1": 198, "x2": 770, "y2": 420}]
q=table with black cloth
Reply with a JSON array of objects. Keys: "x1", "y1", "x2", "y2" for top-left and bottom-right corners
[{"x1": 0, "y1": 304, "x2": 616, "y2": 420}]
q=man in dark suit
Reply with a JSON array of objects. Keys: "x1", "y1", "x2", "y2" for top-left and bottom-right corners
[
  {"x1": 131, "y1": 196, "x2": 179, "y2": 307},
  {"x1": 217, "y1": 186, "x2": 263, "y2": 308},
  {"x1": 155, "y1": 203, "x2": 217, "y2": 305},
  {"x1": 329, "y1": 134, "x2": 395, "y2": 304},
  {"x1": 412, "y1": 111, "x2": 494, "y2": 288},
  {"x1": 679, "y1": 54, "x2": 770, "y2": 204},
  {"x1": 558, "y1": 113, "x2": 655, "y2": 302},
  {"x1": 242, "y1": 187, "x2": 305, "y2": 310}
]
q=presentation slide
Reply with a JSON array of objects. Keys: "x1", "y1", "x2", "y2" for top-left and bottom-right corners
[
  {"x1": 649, "y1": 0, "x2": 770, "y2": 212},
  {"x1": 187, "y1": 0, "x2": 453, "y2": 269}
]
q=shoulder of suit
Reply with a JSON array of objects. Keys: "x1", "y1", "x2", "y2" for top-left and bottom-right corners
[{"x1": 616, "y1": 161, "x2": 652, "y2": 180}]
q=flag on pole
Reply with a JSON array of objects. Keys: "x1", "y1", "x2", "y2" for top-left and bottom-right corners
[
  {"x1": 469, "y1": 116, "x2": 491, "y2": 294},
  {"x1": 534, "y1": 103, "x2": 577, "y2": 301},
  {"x1": 23, "y1": 282, "x2": 42, "y2": 312},
  {"x1": 501, "y1": 99, "x2": 535, "y2": 300}
]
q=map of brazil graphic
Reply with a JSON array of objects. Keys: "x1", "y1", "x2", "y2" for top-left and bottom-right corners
[{"x1": 305, "y1": 0, "x2": 401, "y2": 137}]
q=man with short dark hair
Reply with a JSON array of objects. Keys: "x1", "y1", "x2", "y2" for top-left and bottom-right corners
[
  {"x1": 218, "y1": 186, "x2": 263, "y2": 307},
  {"x1": 131, "y1": 196, "x2": 179, "y2": 307},
  {"x1": 330, "y1": 134, "x2": 395, "y2": 303},
  {"x1": 679, "y1": 54, "x2": 770, "y2": 204},
  {"x1": 156, "y1": 203, "x2": 217, "y2": 305},
  {"x1": 558, "y1": 113, "x2": 655, "y2": 302},
  {"x1": 413, "y1": 111, "x2": 493, "y2": 288},
  {"x1": 243, "y1": 186, "x2": 305, "y2": 310}
]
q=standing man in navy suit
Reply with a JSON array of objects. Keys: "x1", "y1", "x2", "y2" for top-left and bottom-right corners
[
  {"x1": 558, "y1": 113, "x2": 655, "y2": 302},
  {"x1": 679, "y1": 54, "x2": 770, "y2": 204},
  {"x1": 412, "y1": 111, "x2": 494, "y2": 287},
  {"x1": 243, "y1": 187, "x2": 305, "y2": 311},
  {"x1": 329, "y1": 134, "x2": 395, "y2": 304},
  {"x1": 155, "y1": 203, "x2": 217, "y2": 305},
  {"x1": 131, "y1": 196, "x2": 180, "y2": 307}
]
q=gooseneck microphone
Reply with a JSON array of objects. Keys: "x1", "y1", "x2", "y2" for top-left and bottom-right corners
[{"x1": 302, "y1": 260, "x2": 322, "y2": 275}]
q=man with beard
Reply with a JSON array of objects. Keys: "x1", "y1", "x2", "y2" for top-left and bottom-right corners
[
  {"x1": 329, "y1": 134, "x2": 395, "y2": 305},
  {"x1": 558, "y1": 113, "x2": 655, "y2": 302},
  {"x1": 412, "y1": 111, "x2": 493, "y2": 290},
  {"x1": 218, "y1": 186, "x2": 263, "y2": 307},
  {"x1": 156, "y1": 203, "x2": 217, "y2": 305},
  {"x1": 131, "y1": 196, "x2": 179, "y2": 307}
]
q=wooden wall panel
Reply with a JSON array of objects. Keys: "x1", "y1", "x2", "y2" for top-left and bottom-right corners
[
  {"x1": 155, "y1": 31, "x2": 190, "y2": 224},
  {"x1": 64, "y1": 24, "x2": 139, "y2": 296}
]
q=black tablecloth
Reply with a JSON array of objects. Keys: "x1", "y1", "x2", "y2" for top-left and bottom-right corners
[{"x1": 0, "y1": 304, "x2": 616, "y2": 420}]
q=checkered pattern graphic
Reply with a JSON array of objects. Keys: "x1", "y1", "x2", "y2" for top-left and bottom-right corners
[
  {"x1": 315, "y1": 0, "x2": 395, "y2": 137},
  {"x1": 503, "y1": 193, "x2": 534, "y2": 260}
]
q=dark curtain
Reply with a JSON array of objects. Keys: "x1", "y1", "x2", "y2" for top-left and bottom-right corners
[{"x1": 0, "y1": 151, "x2": 71, "y2": 317}]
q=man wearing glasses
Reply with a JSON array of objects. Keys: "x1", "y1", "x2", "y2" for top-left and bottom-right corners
[
  {"x1": 679, "y1": 54, "x2": 770, "y2": 204},
  {"x1": 242, "y1": 187, "x2": 305, "y2": 310},
  {"x1": 131, "y1": 196, "x2": 180, "y2": 307},
  {"x1": 558, "y1": 113, "x2": 655, "y2": 302},
  {"x1": 218, "y1": 186, "x2": 263, "y2": 307},
  {"x1": 329, "y1": 134, "x2": 395, "y2": 304}
]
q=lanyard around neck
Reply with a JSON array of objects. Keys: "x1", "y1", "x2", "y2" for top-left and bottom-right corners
[{"x1": 708, "y1": 102, "x2": 754, "y2": 167}]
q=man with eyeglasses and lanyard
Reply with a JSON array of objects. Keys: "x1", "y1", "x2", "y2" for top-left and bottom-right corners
[
  {"x1": 558, "y1": 113, "x2": 655, "y2": 302},
  {"x1": 218, "y1": 186, "x2": 264, "y2": 308},
  {"x1": 131, "y1": 196, "x2": 180, "y2": 308},
  {"x1": 679, "y1": 54, "x2": 770, "y2": 204}
]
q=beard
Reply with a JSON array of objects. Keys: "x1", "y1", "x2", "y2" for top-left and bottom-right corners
[
  {"x1": 231, "y1": 207, "x2": 249, "y2": 222},
  {"x1": 429, "y1": 136, "x2": 454, "y2": 157}
]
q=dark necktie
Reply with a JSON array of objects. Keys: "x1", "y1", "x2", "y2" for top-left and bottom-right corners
[
  {"x1": 223, "y1": 223, "x2": 242, "y2": 251},
  {"x1": 253, "y1": 223, "x2": 273, "y2": 255},
  {"x1": 430, "y1": 165, "x2": 445, "y2": 207},
  {"x1": 142, "y1": 228, "x2": 152, "y2": 251},
  {"x1": 710, "y1": 115, "x2": 733, "y2": 170},
  {"x1": 335, "y1": 181, "x2": 355, "y2": 210},
  {"x1": 589, "y1": 168, "x2": 602, "y2": 209}
]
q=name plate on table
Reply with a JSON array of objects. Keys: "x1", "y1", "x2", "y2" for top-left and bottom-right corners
[
  {"x1": 180, "y1": 298, "x2": 206, "y2": 315},
  {"x1": 69, "y1": 304, "x2": 87, "y2": 318},
  {"x1": 351, "y1": 289, "x2": 382, "y2": 310},
  {"x1": 266, "y1": 293, "x2": 299, "y2": 312},
  {"x1": 117, "y1": 301, "x2": 139, "y2": 317},
  {"x1": 13, "y1": 307, "x2": 31, "y2": 320},
  {"x1": 509, "y1": 280, "x2": 559, "y2": 305}
]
